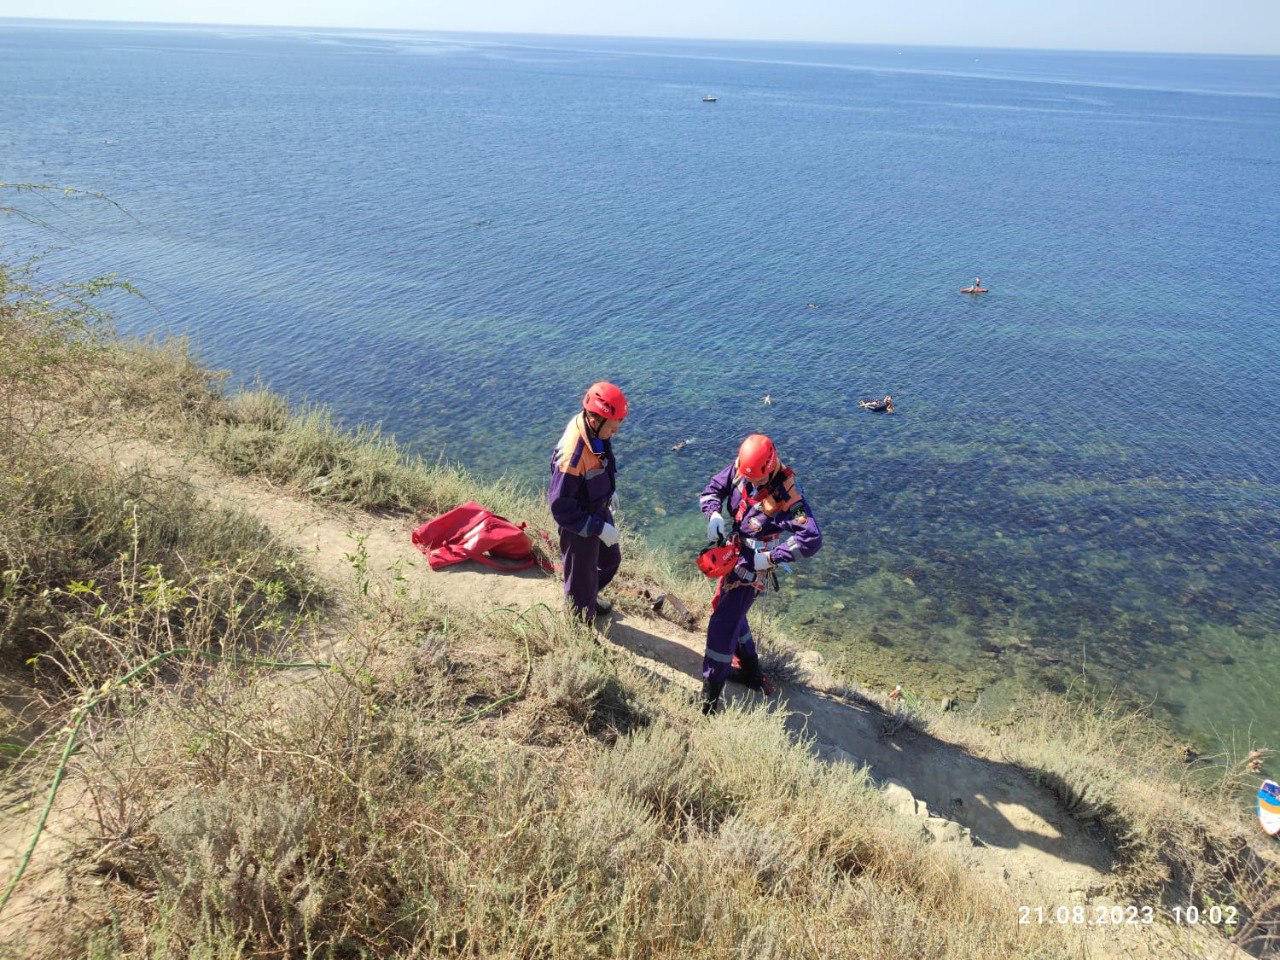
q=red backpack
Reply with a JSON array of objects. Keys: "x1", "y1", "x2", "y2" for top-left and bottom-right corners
[{"x1": 412, "y1": 502, "x2": 554, "y2": 572}]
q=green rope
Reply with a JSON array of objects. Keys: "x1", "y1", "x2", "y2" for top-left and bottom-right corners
[
  {"x1": 433, "y1": 604, "x2": 542, "y2": 725},
  {"x1": 0, "y1": 647, "x2": 329, "y2": 918}
]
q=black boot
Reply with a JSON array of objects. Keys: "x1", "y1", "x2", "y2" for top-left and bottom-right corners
[
  {"x1": 700, "y1": 677, "x2": 725, "y2": 715},
  {"x1": 731, "y1": 650, "x2": 766, "y2": 691}
]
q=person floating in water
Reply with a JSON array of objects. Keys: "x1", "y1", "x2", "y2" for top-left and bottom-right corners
[{"x1": 859, "y1": 395, "x2": 894, "y2": 413}]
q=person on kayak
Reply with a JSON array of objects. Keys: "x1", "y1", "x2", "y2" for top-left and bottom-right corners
[
  {"x1": 974, "y1": 277, "x2": 981, "y2": 289},
  {"x1": 549, "y1": 382, "x2": 628, "y2": 622},
  {"x1": 698, "y1": 434, "x2": 823, "y2": 713}
]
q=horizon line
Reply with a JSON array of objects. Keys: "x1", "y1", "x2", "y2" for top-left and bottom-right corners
[{"x1": 4, "y1": 14, "x2": 1278, "y2": 59}]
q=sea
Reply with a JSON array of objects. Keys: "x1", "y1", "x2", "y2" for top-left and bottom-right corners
[{"x1": 2, "y1": 19, "x2": 1278, "y2": 752}]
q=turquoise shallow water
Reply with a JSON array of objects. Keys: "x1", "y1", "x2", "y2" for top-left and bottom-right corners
[{"x1": 2, "y1": 21, "x2": 1279, "y2": 749}]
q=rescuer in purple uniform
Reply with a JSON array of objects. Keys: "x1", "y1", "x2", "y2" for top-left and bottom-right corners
[
  {"x1": 549, "y1": 382, "x2": 628, "y2": 622},
  {"x1": 698, "y1": 434, "x2": 822, "y2": 713}
]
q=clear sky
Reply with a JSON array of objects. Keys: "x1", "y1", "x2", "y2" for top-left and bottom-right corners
[{"x1": 4, "y1": 1, "x2": 1279, "y2": 55}]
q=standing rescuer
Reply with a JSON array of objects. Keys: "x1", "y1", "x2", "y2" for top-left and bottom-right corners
[
  {"x1": 698, "y1": 434, "x2": 822, "y2": 713},
  {"x1": 549, "y1": 381, "x2": 628, "y2": 622}
]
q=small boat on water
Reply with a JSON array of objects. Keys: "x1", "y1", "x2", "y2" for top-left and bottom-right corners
[
  {"x1": 702, "y1": 94, "x2": 717, "y2": 102},
  {"x1": 960, "y1": 286, "x2": 989, "y2": 294}
]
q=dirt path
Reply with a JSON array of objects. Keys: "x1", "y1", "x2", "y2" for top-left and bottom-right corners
[{"x1": 0, "y1": 434, "x2": 1245, "y2": 958}]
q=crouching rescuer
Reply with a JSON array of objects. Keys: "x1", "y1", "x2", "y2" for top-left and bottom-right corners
[
  {"x1": 698, "y1": 434, "x2": 822, "y2": 713},
  {"x1": 549, "y1": 381, "x2": 629, "y2": 622}
]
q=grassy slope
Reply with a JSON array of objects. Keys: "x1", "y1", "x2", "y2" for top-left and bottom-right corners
[{"x1": 1, "y1": 261, "x2": 1276, "y2": 957}]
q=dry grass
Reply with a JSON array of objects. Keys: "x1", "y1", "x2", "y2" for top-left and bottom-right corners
[
  {"x1": 46, "y1": 598, "x2": 1060, "y2": 960},
  {"x1": 74, "y1": 339, "x2": 535, "y2": 518}
]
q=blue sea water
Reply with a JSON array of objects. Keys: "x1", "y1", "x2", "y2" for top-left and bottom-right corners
[{"x1": 3, "y1": 20, "x2": 1279, "y2": 749}]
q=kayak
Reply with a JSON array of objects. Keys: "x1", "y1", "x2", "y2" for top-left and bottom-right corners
[{"x1": 960, "y1": 287, "x2": 989, "y2": 294}]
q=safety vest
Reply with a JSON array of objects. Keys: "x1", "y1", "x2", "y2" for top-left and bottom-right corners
[
  {"x1": 731, "y1": 465, "x2": 801, "y2": 537},
  {"x1": 555, "y1": 413, "x2": 607, "y2": 478},
  {"x1": 711, "y1": 466, "x2": 806, "y2": 604}
]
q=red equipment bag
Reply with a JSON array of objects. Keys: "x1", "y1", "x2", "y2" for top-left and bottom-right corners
[{"x1": 412, "y1": 502, "x2": 553, "y2": 572}]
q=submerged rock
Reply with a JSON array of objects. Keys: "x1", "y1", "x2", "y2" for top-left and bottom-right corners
[
  {"x1": 868, "y1": 629, "x2": 893, "y2": 648},
  {"x1": 1041, "y1": 674, "x2": 1067, "y2": 694}
]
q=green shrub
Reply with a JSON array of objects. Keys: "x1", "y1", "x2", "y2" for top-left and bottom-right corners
[{"x1": 0, "y1": 460, "x2": 316, "y2": 674}]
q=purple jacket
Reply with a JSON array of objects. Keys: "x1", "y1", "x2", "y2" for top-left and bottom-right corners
[
  {"x1": 700, "y1": 463, "x2": 822, "y2": 567},
  {"x1": 549, "y1": 413, "x2": 617, "y2": 537}
]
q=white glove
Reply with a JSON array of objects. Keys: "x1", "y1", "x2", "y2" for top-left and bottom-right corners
[
  {"x1": 753, "y1": 549, "x2": 773, "y2": 571},
  {"x1": 598, "y1": 522, "x2": 620, "y2": 547},
  {"x1": 609, "y1": 493, "x2": 619, "y2": 515},
  {"x1": 706, "y1": 512, "x2": 726, "y2": 542}
]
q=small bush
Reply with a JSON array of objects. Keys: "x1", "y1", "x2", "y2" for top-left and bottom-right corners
[
  {"x1": 598, "y1": 721, "x2": 733, "y2": 828},
  {"x1": 759, "y1": 639, "x2": 805, "y2": 685},
  {"x1": 0, "y1": 247, "x2": 117, "y2": 462},
  {"x1": 92, "y1": 336, "x2": 230, "y2": 427},
  {"x1": 536, "y1": 651, "x2": 614, "y2": 721},
  {"x1": 709, "y1": 815, "x2": 807, "y2": 893},
  {"x1": 150, "y1": 783, "x2": 323, "y2": 952},
  {"x1": 228, "y1": 388, "x2": 290, "y2": 431}
]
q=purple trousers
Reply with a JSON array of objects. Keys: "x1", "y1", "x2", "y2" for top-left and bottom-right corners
[
  {"x1": 702, "y1": 581, "x2": 758, "y2": 683},
  {"x1": 559, "y1": 527, "x2": 621, "y2": 620}
]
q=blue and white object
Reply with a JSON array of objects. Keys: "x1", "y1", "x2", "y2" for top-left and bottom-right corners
[{"x1": 1259, "y1": 780, "x2": 1280, "y2": 838}]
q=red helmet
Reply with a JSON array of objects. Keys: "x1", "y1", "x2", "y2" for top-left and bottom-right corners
[
  {"x1": 736, "y1": 434, "x2": 778, "y2": 482},
  {"x1": 583, "y1": 381, "x2": 628, "y2": 420},
  {"x1": 696, "y1": 542, "x2": 738, "y2": 578}
]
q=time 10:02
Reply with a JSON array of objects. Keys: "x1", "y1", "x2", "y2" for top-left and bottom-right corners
[{"x1": 1172, "y1": 905, "x2": 1238, "y2": 926}]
